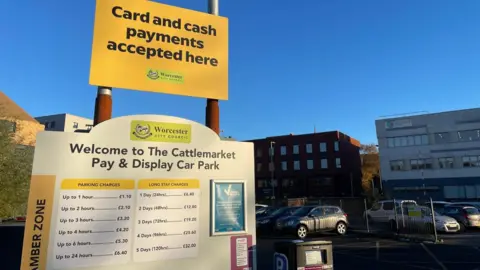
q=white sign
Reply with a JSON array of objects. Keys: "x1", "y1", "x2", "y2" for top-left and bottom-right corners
[{"x1": 20, "y1": 115, "x2": 255, "y2": 270}]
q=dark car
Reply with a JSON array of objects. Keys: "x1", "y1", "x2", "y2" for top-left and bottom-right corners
[
  {"x1": 274, "y1": 205, "x2": 349, "y2": 239},
  {"x1": 256, "y1": 206, "x2": 278, "y2": 218},
  {"x1": 256, "y1": 206, "x2": 301, "y2": 234},
  {"x1": 443, "y1": 205, "x2": 480, "y2": 231}
]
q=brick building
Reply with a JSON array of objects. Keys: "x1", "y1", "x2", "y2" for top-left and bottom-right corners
[{"x1": 248, "y1": 131, "x2": 362, "y2": 200}]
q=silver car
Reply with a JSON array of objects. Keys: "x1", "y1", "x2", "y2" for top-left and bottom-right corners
[{"x1": 275, "y1": 205, "x2": 348, "y2": 239}]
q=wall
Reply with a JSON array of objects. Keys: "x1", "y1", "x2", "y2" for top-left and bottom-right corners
[
  {"x1": 250, "y1": 131, "x2": 362, "y2": 199},
  {"x1": 35, "y1": 114, "x2": 66, "y2": 132},
  {"x1": 65, "y1": 114, "x2": 93, "y2": 132},
  {"x1": 35, "y1": 114, "x2": 94, "y2": 132},
  {"x1": 376, "y1": 108, "x2": 480, "y2": 181}
]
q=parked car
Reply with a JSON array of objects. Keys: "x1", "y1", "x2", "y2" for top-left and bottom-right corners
[
  {"x1": 443, "y1": 205, "x2": 480, "y2": 231},
  {"x1": 365, "y1": 200, "x2": 417, "y2": 223},
  {"x1": 255, "y1": 204, "x2": 269, "y2": 214},
  {"x1": 274, "y1": 205, "x2": 348, "y2": 239},
  {"x1": 447, "y1": 202, "x2": 480, "y2": 210},
  {"x1": 256, "y1": 206, "x2": 301, "y2": 234},
  {"x1": 422, "y1": 201, "x2": 450, "y2": 215},
  {"x1": 256, "y1": 206, "x2": 279, "y2": 218},
  {"x1": 388, "y1": 205, "x2": 460, "y2": 233}
]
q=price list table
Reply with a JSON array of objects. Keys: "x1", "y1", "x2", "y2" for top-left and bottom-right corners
[
  {"x1": 133, "y1": 179, "x2": 200, "y2": 262},
  {"x1": 53, "y1": 179, "x2": 135, "y2": 269}
]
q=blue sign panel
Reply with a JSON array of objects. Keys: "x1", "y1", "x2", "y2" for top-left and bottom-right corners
[{"x1": 212, "y1": 182, "x2": 246, "y2": 234}]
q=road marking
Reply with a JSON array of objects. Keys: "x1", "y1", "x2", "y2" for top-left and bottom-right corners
[{"x1": 420, "y1": 243, "x2": 447, "y2": 270}]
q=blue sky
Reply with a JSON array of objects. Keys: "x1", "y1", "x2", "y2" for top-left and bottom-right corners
[{"x1": 1, "y1": 0, "x2": 479, "y2": 144}]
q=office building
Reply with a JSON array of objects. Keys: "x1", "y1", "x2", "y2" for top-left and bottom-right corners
[
  {"x1": 376, "y1": 108, "x2": 480, "y2": 201},
  {"x1": 247, "y1": 131, "x2": 362, "y2": 200},
  {"x1": 35, "y1": 113, "x2": 93, "y2": 132},
  {"x1": 0, "y1": 91, "x2": 44, "y2": 146}
]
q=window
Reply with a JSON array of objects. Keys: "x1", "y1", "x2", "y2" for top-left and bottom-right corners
[
  {"x1": 269, "y1": 147, "x2": 274, "y2": 156},
  {"x1": 310, "y1": 208, "x2": 325, "y2": 217},
  {"x1": 387, "y1": 138, "x2": 394, "y2": 148},
  {"x1": 439, "y1": 157, "x2": 454, "y2": 169},
  {"x1": 320, "y1": 159, "x2": 328, "y2": 169},
  {"x1": 256, "y1": 163, "x2": 262, "y2": 172},
  {"x1": 280, "y1": 146, "x2": 287, "y2": 155},
  {"x1": 435, "y1": 132, "x2": 450, "y2": 144},
  {"x1": 307, "y1": 160, "x2": 314, "y2": 169},
  {"x1": 388, "y1": 135, "x2": 429, "y2": 147},
  {"x1": 334, "y1": 141, "x2": 339, "y2": 151},
  {"x1": 294, "y1": 161, "x2": 300, "y2": 170},
  {"x1": 281, "y1": 161, "x2": 287, "y2": 171},
  {"x1": 256, "y1": 149, "x2": 262, "y2": 157},
  {"x1": 410, "y1": 158, "x2": 433, "y2": 170},
  {"x1": 458, "y1": 129, "x2": 480, "y2": 142},
  {"x1": 407, "y1": 136, "x2": 414, "y2": 146},
  {"x1": 390, "y1": 160, "x2": 404, "y2": 171},
  {"x1": 306, "y1": 144, "x2": 313, "y2": 153},
  {"x1": 45, "y1": 121, "x2": 56, "y2": 129},
  {"x1": 319, "y1": 142, "x2": 327, "y2": 152},
  {"x1": 293, "y1": 145, "x2": 299, "y2": 154},
  {"x1": 383, "y1": 202, "x2": 394, "y2": 211},
  {"x1": 335, "y1": 158, "x2": 341, "y2": 168},
  {"x1": 86, "y1": 124, "x2": 93, "y2": 130},
  {"x1": 414, "y1": 135, "x2": 422, "y2": 145},
  {"x1": 421, "y1": 134, "x2": 429, "y2": 145},
  {"x1": 73, "y1": 122, "x2": 79, "y2": 129},
  {"x1": 463, "y1": 156, "x2": 480, "y2": 168}
]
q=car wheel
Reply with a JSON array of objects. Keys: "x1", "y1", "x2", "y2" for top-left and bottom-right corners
[
  {"x1": 297, "y1": 225, "x2": 308, "y2": 239},
  {"x1": 336, "y1": 222, "x2": 347, "y2": 235},
  {"x1": 459, "y1": 223, "x2": 466, "y2": 232}
]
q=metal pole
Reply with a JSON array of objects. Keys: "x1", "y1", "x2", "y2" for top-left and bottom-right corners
[
  {"x1": 350, "y1": 173, "x2": 354, "y2": 197},
  {"x1": 205, "y1": 0, "x2": 220, "y2": 134},
  {"x1": 364, "y1": 198, "x2": 370, "y2": 233},
  {"x1": 430, "y1": 197, "x2": 438, "y2": 242},
  {"x1": 393, "y1": 199, "x2": 399, "y2": 232},
  {"x1": 270, "y1": 141, "x2": 275, "y2": 205},
  {"x1": 93, "y1": 86, "x2": 112, "y2": 126}
]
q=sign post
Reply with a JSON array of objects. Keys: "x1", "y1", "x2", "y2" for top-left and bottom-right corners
[
  {"x1": 205, "y1": 0, "x2": 220, "y2": 134},
  {"x1": 93, "y1": 86, "x2": 112, "y2": 126},
  {"x1": 20, "y1": 115, "x2": 254, "y2": 270}
]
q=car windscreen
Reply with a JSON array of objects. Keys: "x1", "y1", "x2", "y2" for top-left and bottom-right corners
[
  {"x1": 269, "y1": 207, "x2": 288, "y2": 216},
  {"x1": 464, "y1": 207, "x2": 480, "y2": 215},
  {"x1": 291, "y1": 206, "x2": 315, "y2": 216}
]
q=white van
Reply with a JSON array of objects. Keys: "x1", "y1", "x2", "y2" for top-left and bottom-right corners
[{"x1": 365, "y1": 200, "x2": 417, "y2": 223}]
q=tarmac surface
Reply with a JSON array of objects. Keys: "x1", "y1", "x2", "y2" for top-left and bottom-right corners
[
  {"x1": 256, "y1": 231, "x2": 480, "y2": 270},
  {"x1": 2, "y1": 223, "x2": 480, "y2": 270}
]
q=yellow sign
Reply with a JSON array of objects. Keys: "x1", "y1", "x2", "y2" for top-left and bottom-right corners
[
  {"x1": 130, "y1": 120, "x2": 191, "y2": 143},
  {"x1": 89, "y1": 0, "x2": 229, "y2": 100}
]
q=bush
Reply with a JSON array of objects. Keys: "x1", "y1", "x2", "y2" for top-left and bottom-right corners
[{"x1": 0, "y1": 120, "x2": 34, "y2": 219}]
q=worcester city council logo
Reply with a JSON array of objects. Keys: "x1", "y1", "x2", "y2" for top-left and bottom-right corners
[
  {"x1": 146, "y1": 69, "x2": 159, "y2": 80},
  {"x1": 132, "y1": 123, "x2": 152, "y2": 139}
]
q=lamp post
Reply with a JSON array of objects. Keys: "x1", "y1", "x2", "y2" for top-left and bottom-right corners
[{"x1": 269, "y1": 141, "x2": 276, "y2": 205}]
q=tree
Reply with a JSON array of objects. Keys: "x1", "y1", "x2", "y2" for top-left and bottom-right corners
[
  {"x1": 0, "y1": 120, "x2": 34, "y2": 218},
  {"x1": 360, "y1": 143, "x2": 380, "y2": 199}
]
